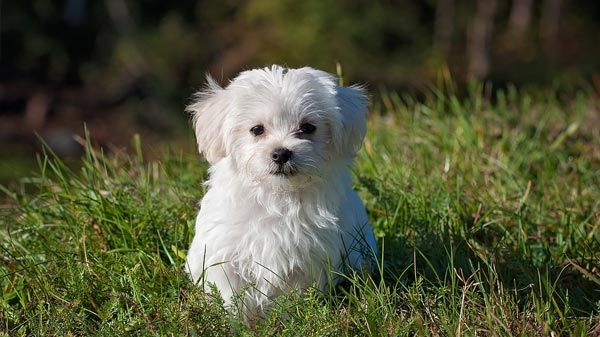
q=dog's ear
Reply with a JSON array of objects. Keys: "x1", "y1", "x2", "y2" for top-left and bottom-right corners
[
  {"x1": 187, "y1": 75, "x2": 231, "y2": 164},
  {"x1": 332, "y1": 85, "x2": 368, "y2": 158}
]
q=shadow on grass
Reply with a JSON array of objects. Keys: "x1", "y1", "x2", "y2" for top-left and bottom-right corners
[{"x1": 380, "y1": 229, "x2": 599, "y2": 316}]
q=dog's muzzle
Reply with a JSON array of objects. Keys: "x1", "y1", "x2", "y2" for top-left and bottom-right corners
[{"x1": 269, "y1": 148, "x2": 297, "y2": 177}]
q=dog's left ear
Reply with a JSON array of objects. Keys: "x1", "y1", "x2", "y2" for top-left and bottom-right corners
[
  {"x1": 187, "y1": 75, "x2": 231, "y2": 164},
  {"x1": 332, "y1": 85, "x2": 368, "y2": 158}
]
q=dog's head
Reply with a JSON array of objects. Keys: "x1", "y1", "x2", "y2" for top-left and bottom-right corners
[{"x1": 188, "y1": 65, "x2": 368, "y2": 187}]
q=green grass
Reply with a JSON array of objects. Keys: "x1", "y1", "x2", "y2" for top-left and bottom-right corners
[{"x1": 2, "y1": 85, "x2": 599, "y2": 336}]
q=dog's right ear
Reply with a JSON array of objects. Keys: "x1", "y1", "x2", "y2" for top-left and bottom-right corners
[{"x1": 187, "y1": 75, "x2": 230, "y2": 164}]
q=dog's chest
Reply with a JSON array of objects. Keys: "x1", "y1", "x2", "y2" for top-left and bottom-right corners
[
  {"x1": 199, "y1": 176, "x2": 347, "y2": 287},
  {"x1": 231, "y1": 207, "x2": 342, "y2": 285}
]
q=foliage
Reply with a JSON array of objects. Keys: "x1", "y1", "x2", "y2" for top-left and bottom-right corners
[
  {"x1": 1, "y1": 87, "x2": 599, "y2": 336},
  {"x1": 4, "y1": 1, "x2": 600, "y2": 96}
]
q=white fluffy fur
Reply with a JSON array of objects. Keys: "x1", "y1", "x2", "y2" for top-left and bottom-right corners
[{"x1": 185, "y1": 65, "x2": 377, "y2": 317}]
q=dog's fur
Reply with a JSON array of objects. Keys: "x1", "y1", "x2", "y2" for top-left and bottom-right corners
[{"x1": 185, "y1": 65, "x2": 377, "y2": 316}]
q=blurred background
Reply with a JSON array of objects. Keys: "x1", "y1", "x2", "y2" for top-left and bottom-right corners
[{"x1": 1, "y1": 0, "x2": 600, "y2": 182}]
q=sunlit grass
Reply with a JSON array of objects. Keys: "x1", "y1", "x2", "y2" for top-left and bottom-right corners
[{"x1": 1, "y1": 86, "x2": 599, "y2": 336}]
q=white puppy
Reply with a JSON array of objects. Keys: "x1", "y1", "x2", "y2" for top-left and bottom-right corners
[{"x1": 185, "y1": 65, "x2": 377, "y2": 317}]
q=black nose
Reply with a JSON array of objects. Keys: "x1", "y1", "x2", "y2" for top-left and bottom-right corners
[{"x1": 271, "y1": 148, "x2": 292, "y2": 164}]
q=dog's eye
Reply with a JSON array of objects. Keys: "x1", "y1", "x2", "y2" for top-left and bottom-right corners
[
  {"x1": 299, "y1": 123, "x2": 316, "y2": 134},
  {"x1": 250, "y1": 125, "x2": 265, "y2": 136}
]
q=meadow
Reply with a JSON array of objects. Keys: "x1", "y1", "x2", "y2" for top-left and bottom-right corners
[{"x1": 1, "y1": 84, "x2": 599, "y2": 336}]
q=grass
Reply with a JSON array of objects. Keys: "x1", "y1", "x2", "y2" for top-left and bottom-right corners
[{"x1": 1, "y1": 84, "x2": 599, "y2": 336}]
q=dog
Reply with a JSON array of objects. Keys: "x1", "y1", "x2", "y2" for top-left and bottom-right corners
[{"x1": 185, "y1": 65, "x2": 377, "y2": 317}]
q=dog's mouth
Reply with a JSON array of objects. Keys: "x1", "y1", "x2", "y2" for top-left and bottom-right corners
[{"x1": 270, "y1": 165, "x2": 298, "y2": 177}]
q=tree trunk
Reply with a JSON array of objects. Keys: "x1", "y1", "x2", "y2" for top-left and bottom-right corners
[
  {"x1": 507, "y1": 0, "x2": 533, "y2": 40},
  {"x1": 467, "y1": 0, "x2": 498, "y2": 80},
  {"x1": 540, "y1": 0, "x2": 562, "y2": 58},
  {"x1": 433, "y1": 0, "x2": 455, "y2": 56}
]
